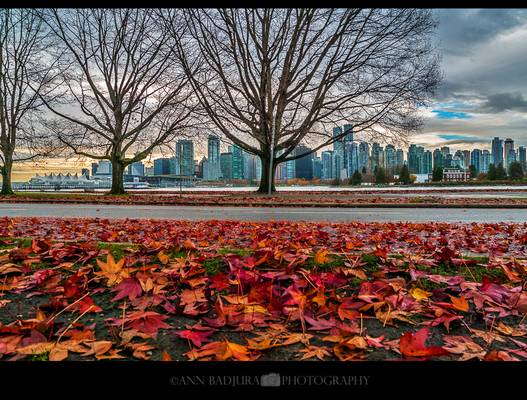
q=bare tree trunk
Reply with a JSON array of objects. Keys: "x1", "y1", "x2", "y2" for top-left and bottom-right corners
[
  {"x1": 257, "y1": 156, "x2": 277, "y2": 194},
  {"x1": 1, "y1": 155, "x2": 13, "y2": 195},
  {"x1": 110, "y1": 159, "x2": 126, "y2": 195}
]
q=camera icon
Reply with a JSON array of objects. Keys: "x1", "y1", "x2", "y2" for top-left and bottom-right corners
[{"x1": 261, "y1": 373, "x2": 281, "y2": 387}]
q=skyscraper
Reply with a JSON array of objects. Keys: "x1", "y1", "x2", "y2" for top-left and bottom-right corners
[
  {"x1": 504, "y1": 138, "x2": 515, "y2": 168},
  {"x1": 395, "y1": 149, "x2": 404, "y2": 170},
  {"x1": 481, "y1": 150, "x2": 491, "y2": 173},
  {"x1": 384, "y1": 144, "x2": 396, "y2": 173},
  {"x1": 518, "y1": 146, "x2": 527, "y2": 170},
  {"x1": 433, "y1": 148, "x2": 444, "y2": 169},
  {"x1": 358, "y1": 142, "x2": 369, "y2": 173},
  {"x1": 370, "y1": 143, "x2": 384, "y2": 171},
  {"x1": 470, "y1": 149, "x2": 482, "y2": 174},
  {"x1": 492, "y1": 137, "x2": 504, "y2": 166},
  {"x1": 176, "y1": 139, "x2": 194, "y2": 176},
  {"x1": 220, "y1": 152, "x2": 233, "y2": 180},
  {"x1": 205, "y1": 135, "x2": 221, "y2": 180},
  {"x1": 231, "y1": 145, "x2": 244, "y2": 179},
  {"x1": 321, "y1": 151, "x2": 334, "y2": 180},
  {"x1": 312, "y1": 156, "x2": 323, "y2": 179},
  {"x1": 294, "y1": 145, "x2": 314, "y2": 180},
  {"x1": 154, "y1": 158, "x2": 171, "y2": 175}
]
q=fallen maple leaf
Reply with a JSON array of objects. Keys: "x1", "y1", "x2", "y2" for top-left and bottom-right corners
[
  {"x1": 175, "y1": 328, "x2": 214, "y2": 347},
  {"x1": 111, "y1": 278, "x2": 143, "y2": 302},
  {"x1": 314, "y1": 249, "x2": 329, "y2": 265},
  {"x1": 399, "y1": 328, "x2": 448, "y2": 358},
  {"x1": 298, "y1": 345, "x2": 331, "y2": 360},
  {"x1": 95, "y1": 253, "x2": 129, "y2": 286},
  {"x1": 186, "y1": 340, "x2": 258, "y2": 361},
  {"x1": 410, "y1": 287, "x2": 431, "y2": 302},
  {"x1": 448, "y1": 295, "x2": 469, "y2": 312}
]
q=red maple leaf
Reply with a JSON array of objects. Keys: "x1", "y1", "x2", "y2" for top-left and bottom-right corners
[
  {"x1": 175, "y1": 327, "x2": 215, "y2": 347},
  {"x1": 124, "y1": 311, "x2": 171, "y2": 336},
  {"x1": 111, "y1": 278, "x2": 143, "y2": 302},
  {"x1": 399, "y1": 328, "x2": 448, "y2": 358}
]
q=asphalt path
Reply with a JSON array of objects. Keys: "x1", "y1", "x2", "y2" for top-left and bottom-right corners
[{"x1": 0, "y1": 203, "x2": 526, "y2": 223}]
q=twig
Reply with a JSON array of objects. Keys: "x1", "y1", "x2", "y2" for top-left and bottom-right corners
[{"x1": 56, "y1": 305, "x2": 94, "y2": 344}]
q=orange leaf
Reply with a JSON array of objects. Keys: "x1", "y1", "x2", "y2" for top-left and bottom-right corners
[{"x1": 448, "y1": 295, "x2": 469, "y2": 312}]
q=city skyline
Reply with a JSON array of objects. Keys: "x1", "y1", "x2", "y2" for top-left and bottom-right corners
[{"x1": 5, "y1": 9, "x2": 527, "y2": 182}]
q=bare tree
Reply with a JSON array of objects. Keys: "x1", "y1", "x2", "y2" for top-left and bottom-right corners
[
  {"x1": 166, "y1": 8, "x2": 441, "y2": 193},
  {"x1": 0, "y1": 9, "x2": 58, "y2": 195},
  {"x1": 41, "y1": 9, "x2": 197, "y2": 194}
]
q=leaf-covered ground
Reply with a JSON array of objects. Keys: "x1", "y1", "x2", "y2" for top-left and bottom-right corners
[
  {"x1": 1, "y1": 217, "x2": 527, "y2": 361},
  {"x1": 2, "y1": 189, "x2": 527, "y2": 207}
]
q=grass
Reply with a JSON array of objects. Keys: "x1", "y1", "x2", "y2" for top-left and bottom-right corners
[
  {"x1": 97, "y1": 242, "x2": 137, "y2": 260},
  {"x1": 415, "y1": 259, "x2": 507, "y2": 283},
  {"x1": 217, "y1": 248, "x2": 253, "y2": 256},
  {"x1": 202, "y1": 257, "x2": 228, "y2": 275}
]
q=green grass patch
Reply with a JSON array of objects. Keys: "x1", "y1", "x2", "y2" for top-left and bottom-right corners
[
  {"x1": 97, "y1": 242, "x2": 136, "y2": 260},
  {"x1": 202, "y1": 257, "x2": 228, "y2": 275},
  {"x1": 217, "y1": 248, "x2": 253, "y2": 257}
]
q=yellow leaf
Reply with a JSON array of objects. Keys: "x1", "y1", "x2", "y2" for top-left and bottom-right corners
[
  {"x1": 410, "y1": 287, "x2": 432, "y2": 301},
  {"x1": 314, "y1": 249, "x2": 329, "y2": 265},
  {"x1": 157, "y1": 250, "x2": 170, "y2": 265},
  {"x1": 95, "y1": 253, "x2": 128, "y2": 286}
]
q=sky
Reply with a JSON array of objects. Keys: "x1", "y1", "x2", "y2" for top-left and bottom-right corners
[
  {"x1": 413, "y1": 9, "x2": 527, "y2": 152},
  {"x1": 9, "y1": 9, "x2": 527, "y2": 182}
]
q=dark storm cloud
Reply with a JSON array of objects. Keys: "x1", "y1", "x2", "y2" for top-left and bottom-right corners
[
  {"x1": 478, "y1": 92, "x2": 527, "y2": 113},
  {"x1": 437, "y1": 9, "x2": 527, "y2": 56}
]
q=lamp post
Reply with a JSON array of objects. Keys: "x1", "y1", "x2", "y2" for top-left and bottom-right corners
[{"x1": 268, "y1": 127, "x2": 275, "y2": 196}]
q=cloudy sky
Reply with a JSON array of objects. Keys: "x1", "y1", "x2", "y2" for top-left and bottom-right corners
[
  {"x1": 10, "y1": 9, "x2": 527, "y2": 181},
  {"x1": 414, "y1": 9, "x2": 527, "y2": 151}
]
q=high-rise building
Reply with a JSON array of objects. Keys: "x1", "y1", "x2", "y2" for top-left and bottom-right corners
[
  {"x1": 518, "y1": 146, "x2": 527, "y2": 170},
  {"x1": 154, "y1": 158, "x2": 171, "y2": 175},
  {"x1": 358, "y1": 142, "x2": 369, "y2": 173},
  {"x1": 462, "y1": 150, "x2": 471, "y2": 169},
  {"x1": 231, "y1": 145, "x2": 244, "y2": 179},
  {"x1": 384, "y1": 144, "x2": 396, "y2": 173},
  {"x1": 347, "y1": 142, "x2": 360, "y2": 175},
  {"x1": 423, "y1": 150, "x2": 433, "y2": 174},
  {"x1": 96, "y1": 160, "x2": 112, "y2": 175},
  {"x1": 492, "y1": 137, "x2": 504, "y2": 166},
  {"x1": 470, "y1": 149, "x2": 482, "y2": 174},
  {"x1": 481, "y1": 150, "x2": 491, "y2": 173},
  {"x1": 294, "y1": 145, "x2": 314, "y2": 180},
  {"x1": 504, "y1": 138, "x2": 515, "y2": 168},
  {"x1": 220, "y1": 152, "x2": 233, "y2": 180},
  {"x1": 198, "y1": 157, "x2": 207, "y2": 179},
  {"x1": 433, "y1": 148, "x2": 444, "y2": 169},
  {"x1": 370, "y1": 143, "x2": 384, "y2": 171},
  {"x1": 395, "y1": 149, "x2": 404, "y2": 170},
  {"x1": 127, "y1": 161, "x2": 145, "y2": 176},
  {"x1": 175, "y1": 139, "x2": 194, "y2": 176},
  {"x1": 205, "y1": 135, "x2": 221, "y2": 180},
  {"x1": 312, "y1": 156, "x2": 323, "y2": 179},
  {"x1": 321, "y1": 151, "x2": 334, "y2": 180}
]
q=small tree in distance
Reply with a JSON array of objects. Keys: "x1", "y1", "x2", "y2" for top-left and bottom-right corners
[
  {"x1": 509, "y1": 161, "x2": 524, "y2": 180},
  {"x1": 349, "y1": 170, "x2": 362, "y2": 186},
  {"x1": 432, "y1": 166, "x2": 443, "y2": 182},
  {"x1": 398, "y1": 164, "x2": 411, "y2": 184}
]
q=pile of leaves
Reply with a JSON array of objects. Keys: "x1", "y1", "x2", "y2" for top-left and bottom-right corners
[
  {"x1": 1, "y1": 217, "x2": 527, "y2": 361},
  {"x1": 2, "y1": 190, "x2": 527, "y2": 208}
]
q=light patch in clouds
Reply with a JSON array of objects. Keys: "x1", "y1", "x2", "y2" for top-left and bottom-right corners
[{"x1": 431, "y1": 109, "x2": 471, "y2": 119}]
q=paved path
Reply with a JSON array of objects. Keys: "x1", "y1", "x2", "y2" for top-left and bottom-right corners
[{"x1": 0, "y1": 203, "x2": 526, "y2": 223}]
